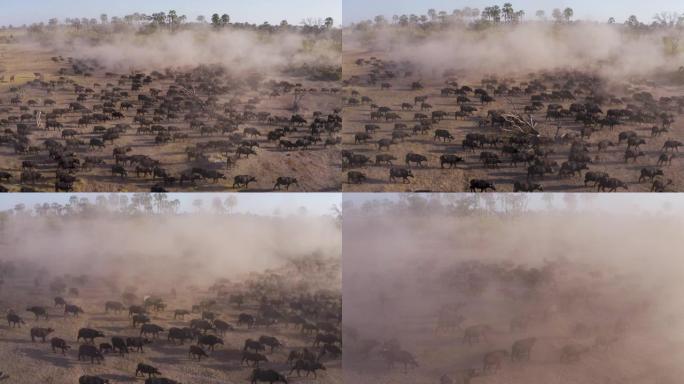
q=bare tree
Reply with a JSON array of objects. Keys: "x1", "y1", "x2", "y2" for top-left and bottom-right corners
[{"x1": 224, "y1": 196, "x2": 238, "y2": 214}]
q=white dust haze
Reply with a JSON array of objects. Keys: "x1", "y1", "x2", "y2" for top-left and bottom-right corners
[
  {"x1": 36, "y1": 28, "x2": 340, "y2": 75},
  {"x1": 343, "y1": 204, "x2": 684, "y2": 383},
  {"x1": 0, "y1": 213, "x2": 341, "y2": 293},
  {"x1": 346, "y1": 23, "x2": 684, "y2": 80}
]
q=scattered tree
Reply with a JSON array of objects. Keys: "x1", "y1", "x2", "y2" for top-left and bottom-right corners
[{"x1": 563, "y1": 7, "x2": 574, "y2": 22}]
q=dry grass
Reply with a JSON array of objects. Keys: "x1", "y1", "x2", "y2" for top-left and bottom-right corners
[
  {"x1": 0, "y1": 275, "x2": 341, "y2": 384},
  {"x1": 341, "y1": 49, "x2": 684, "y2": 192},
  {"x1": 0, "y1": 33, "x2": 341, "y2": 192},
  {"x1": 343, "y1": 209, "x2": 684, "y2": 384}
]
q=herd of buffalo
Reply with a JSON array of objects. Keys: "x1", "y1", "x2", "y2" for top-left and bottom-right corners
[
  {"x1": 342, "y1": 55, "x2": 683, "y2": 192},
  {"x1": 346, "y1": 259, "x2": 641, "y2": 383},
  {"x1": 3, "y1": 274, "x2": 341, "y2": 383},
  {"x1": 3, "y1": 49, "x2": 683, "y2": 192},
  {"x1": 0, "y1": 56, "x2": 341, "y2": 192}
]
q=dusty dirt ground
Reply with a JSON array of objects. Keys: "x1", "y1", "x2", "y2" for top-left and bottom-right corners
[
  {"x1": 341, "y1": 48, "x2": 684, "y2": 192},
  {"x1": 343, "y1": 208, "x2": 684, "y2": 384},
  {"x1": 0, "y1": 31, "x2": 341, "y2": 192},
  {"x1": 0, "y1": 271, "x2": 341, "y2": 384}
]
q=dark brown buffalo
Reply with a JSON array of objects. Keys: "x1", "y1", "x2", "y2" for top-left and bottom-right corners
[
  {"x1": 290, "y1": 360, "x2": 326, "y2": 377},
  {"x1": 78, "y1": 344, "x2": 104, "y2": 364},
  {"x1": 30, "y1": 327, "x2": 54, "y2": 342},
  {"x1": 242, "y1": 351, "x2": 268, "y2": 367},
  {"x1": 136, "y1": 363, "x2": 161, "y2": 378},
  {"x1": 198, "y1": 335, "x2": 223, "y2": 351},
  {"x1": 51, "y1": 337, "x2": 70, "y2": 354},
  {"x1": 78, "y1": 328, "x2": 105, "y2": 343},
  {"x1": 250, "y1": 368, "x2": 288, "y2": 384},
  {"x1": 189, "y1": 345, "x2": 209, "y2": 361}
]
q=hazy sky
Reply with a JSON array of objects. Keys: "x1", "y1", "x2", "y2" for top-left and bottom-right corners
[
  {"x1": 343, "y1": 0, "x2": 684, "y2": 24},
  {"x1": 344, "y1": 193, "x2": 684, "y2": 214},
  {"x1": 0, "y1": 0, "x2": 341, "y2": 27},
  {"x1": 0, "y1": 193, "x2": 341, "y2": 216}
]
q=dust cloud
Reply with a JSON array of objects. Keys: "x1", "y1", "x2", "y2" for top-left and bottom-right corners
[
  {"x1": 342, "y1": 195, "x2": 684, "y2": 383},
  {"x1": 0, "y1": 211, "x2": 341, "y2": 294},
  {"x1": 22, "y1": 23, "x2": 340, "y2": 77},
  {"x1": 345, "y1": 23, "x2": 684, "y2": 80},
  {"x1": 65, "y1": 29, "x2": 339, "y2": 74}
]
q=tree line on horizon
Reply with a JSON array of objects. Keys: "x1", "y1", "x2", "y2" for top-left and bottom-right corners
[
  {"x1": 353, "y1": 3, "x2": 684, "y2": 31},
  {"x1": 6, "y1": 9, "x2": 336, "y2": 35}
]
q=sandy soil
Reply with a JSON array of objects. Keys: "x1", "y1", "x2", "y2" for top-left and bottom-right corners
[
  {"x1": 343, "y1": 209, "x2": 684, "y2": 384},
  {"x1": 0, "y1": 273, "x2": 341, "y2": 384},
  {"x1": 341, "y1": 49, "x2": 684, "y2": 192},
  {"x1": 0, "y1": 32, "x2": 341, "y2": 192}
]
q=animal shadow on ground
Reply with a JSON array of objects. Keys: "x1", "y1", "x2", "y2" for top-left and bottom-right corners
[
  {"x1": 18, "y1": 347, "x2": 72, "y2": 368},
  {"x1": 101, "y1": 374, "x2": 136, "y2": 382}
]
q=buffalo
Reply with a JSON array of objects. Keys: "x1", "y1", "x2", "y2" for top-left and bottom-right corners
[
  {"x1": 78, "y1": 344, "x2": 104, "y2": 364},
  {"x1": 250, "y1": 368, "x2": 288, "y2": 384}
]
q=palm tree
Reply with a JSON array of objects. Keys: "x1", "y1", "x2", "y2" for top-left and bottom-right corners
[
  {"x1": 151, "y1": 12, "x2": 166, "y2": 26},
  {"x1": 427, "y1": 9, "x2": 437, "y2": 22},
  {"x1": 95, "y1": 195, "x2": 107, "y2": 208},
  {"x1": 14, "y1": 203, "x2": 26, "y2": 213},
  {"x1": 153, "y1": 193, "x2": 168, "y2": 214},
  {"x1": 34, "y1": 203, "x2": 45, "y2": 216},
  {"x1": 502, "y1": 3, "x2": 514, "y2": 23},
  {"x1": 118, "y1": 195, "x2": 129, "y2": 210},
  {"x1": 463, "y1": 7, "x2": 473, "y2": 20},
  {"x1": 626, "y1": 15, "x2": 640, "y2": 27},
  {"x1": 220, "y1": 14, "x2": 230, "y2": 26},
  {"x1": 482, "y1": 7, "x2": 491, "y2": 21},
  {"x1": 211, "y1": 197, "x2": 224, "y2": 214},
  {"x1": 192, "y1": 199, "x2": 203, "y2": 213},
  {"x1": 491, "y1": 6, "x2": 501, "y2": 23},
  {"x1": 167, "y1": 10, "x2": 178, "y2": 29},
  {"x1": 224, "y1": 196, "x2": 238, "y2": 213},
  {"x1": 131, "y1": 193, "x2": 152, "y2": 213},
  {"x1": 211, "y1": 13, "x2": 220, "y2": 28},
  {"x1": 51, "y1": 203, "x2": 63, "y2": 215},
  {"x1": 331, "y1": 205, "x2": 341, "y2": 229},
  {"x1": 78, "y1": 197, "x2": 90, "y2": 212},
  {"x1": 515, "y1": 10, "x2": 525, "y2": 23},
  {"x1": 563, "y1": 7, "x2": 574, "y2": 22},
  {"x1": 168, "y1": 199, "x2": 180, "y2": 214}
]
